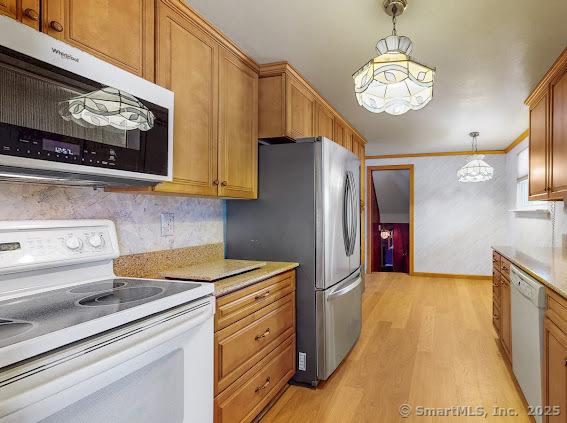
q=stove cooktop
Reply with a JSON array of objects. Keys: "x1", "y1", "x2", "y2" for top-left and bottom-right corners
[{"x1": 0, "y1": 278, "x2": 203, "y2": 349}]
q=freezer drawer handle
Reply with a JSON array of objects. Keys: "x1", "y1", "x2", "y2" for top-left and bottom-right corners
[
  {"x1": 255, "y1": 291, "x2": 270, "y2": 301},
  {"x1": 255, "y1": 377, "x2": 271, "y2": 393},
  {"x1": 328, "y1": 276, "x2": 362, "y2": 301},
  {"x1": 255, "y1": 328, "x2": 271, "y2": 341}
]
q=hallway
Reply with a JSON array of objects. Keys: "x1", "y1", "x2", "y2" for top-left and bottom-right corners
[{"x1": 263, "y1": 273, "x2": 532, "y2": 422}]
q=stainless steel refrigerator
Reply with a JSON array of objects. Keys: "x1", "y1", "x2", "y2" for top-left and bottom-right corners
[{"x1": 225, "y1": 137, "x2": 362, "y2": 386}]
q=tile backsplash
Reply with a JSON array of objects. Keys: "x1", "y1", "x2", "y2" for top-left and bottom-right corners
[{"x1": 0, "y1": 183, "x2": 225, "y2": 255}]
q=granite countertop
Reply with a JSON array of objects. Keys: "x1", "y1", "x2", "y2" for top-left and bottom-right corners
[
  {"x1": 164, "y1": 260, "x2": 299, "y2": 297},
  {"x1": 492, "y1": 245, "x2": 567, "y2": 298},
  {"x1": 162, "y1": 259, "x2": 267, "y2": 281}
]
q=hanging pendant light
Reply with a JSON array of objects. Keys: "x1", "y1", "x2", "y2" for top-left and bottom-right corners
[
  {"x1": 353, "y1": 0, "x2": 435, "y2": 115},
  {"x1": 59, "y1": 87, "x2": 155, "y2": 131},
  {"x1": 457, "y1": 132, "x2": 494, "y2": 183}
]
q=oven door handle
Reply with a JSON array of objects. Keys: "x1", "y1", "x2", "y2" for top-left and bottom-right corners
[{"x1": 0, "y1": 298, "x2": 214, "y2": 422}]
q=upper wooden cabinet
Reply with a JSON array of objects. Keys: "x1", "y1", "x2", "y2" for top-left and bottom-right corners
[
  {"x1": 0, "y1": 0, "x2": 17, "y2": 19},
  {"x1": 114, "y1": 0, "x2": 258, "y2": 199},
  {"x1": 258, "y1": 62, "x2": 367, "y2": 148},
  {"x1": 526, "y1": 47, "x2": 567, "y2": 200},
  {"x1": 39, "y1": 0, "x2": 155, "y2": 79},
  {"x1": 1, "y1": 0, "x2": 40, "y2": 29},
  {"x1": 217, "y1": 46, "x2": 258, "y2": 199},
  {"x1": 315, "y1": 101, "x2": 334, "y2": 140}
]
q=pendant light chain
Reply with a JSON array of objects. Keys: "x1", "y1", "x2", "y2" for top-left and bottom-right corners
[{"x1": 392, "y1": 12, "x2": 397, "y2": 35}]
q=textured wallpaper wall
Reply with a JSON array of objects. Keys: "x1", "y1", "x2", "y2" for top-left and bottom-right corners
[
  {"x1": 366, "y1": 154, "x2": 508, "y2": 275},
  {"x1": 0, "y1": 183, "x2": 225, "y2": 255}
]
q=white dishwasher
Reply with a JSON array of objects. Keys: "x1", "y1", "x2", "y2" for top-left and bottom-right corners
[{"x1": 510, "y1": 265, "x2": 547, "y2": 423}]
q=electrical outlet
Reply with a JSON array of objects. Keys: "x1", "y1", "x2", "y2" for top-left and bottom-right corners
[
  {"x1": 160, "y1": 213, "x2": 174, "y2": 237},
  {"x1": 298, "y1": 352, "x2": 306, "y2": 371}
]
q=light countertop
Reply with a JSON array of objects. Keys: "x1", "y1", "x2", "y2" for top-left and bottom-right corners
[
  {"x1": 492, "y1": 245, "x2": 567, "y2": 298},
  {"x1": 164, "y1": 260, "x2": 299, "y2": 297}
]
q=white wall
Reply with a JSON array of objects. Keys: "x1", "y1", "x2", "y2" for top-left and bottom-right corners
[
  {"x1": 372, "y1": 170, "x2": 410, "y2": 224},
  {"x1": 366, "y1": 154, "x2": 508, "y2": 275},
  {"x1": 505, "y1": 138, "x2": 567, "y2": 248},
  {"x1": 0, "y1": 184, "x2": 225, "y2": 255}
]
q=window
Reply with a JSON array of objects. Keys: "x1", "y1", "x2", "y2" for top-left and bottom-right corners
[{"x1": 516, "y1": 147, "x2": 547, "y2": 210}]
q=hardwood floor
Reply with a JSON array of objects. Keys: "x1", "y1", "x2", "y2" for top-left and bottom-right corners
[{"x1": 262, "y1": 272, "x2": 532, "y2": 422}]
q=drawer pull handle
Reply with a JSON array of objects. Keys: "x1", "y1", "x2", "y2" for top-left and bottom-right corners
[
  {"x1": 24, "y1": 8, "x2": 39, "y2": 21},
  {"x1": 255, "y1": 377, "x2": 271, "y2": 393},
  {"x1": 50, "y1": 20, "x2": 64, "y2": 32},
  {"x1": 255, "y1": 328, "x2": 270, "y2": 341},
  {"x1": 255, "y1": 291, "x2": 270, "y2": 301}
]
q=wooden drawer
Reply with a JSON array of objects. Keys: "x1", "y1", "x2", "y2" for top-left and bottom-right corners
[
  {"x1": 492, "y1": 251, "x2": 501, "y2": 268},
  {"x1": 215, "y1": 335, "x2": 295, "y2": 423},
  {"x1": 546, "y1": 288, "x2": 567, "y2": 331},
  {"x1": 493, "y1": 301, "x2": 501, "y2": 335},
  {"x1": 500, "y1": 257, "x2": 511, "y2": 280},
  {"x1": 216, "y1": 270, "x2": 295, "y2": 331},
  {"x1": 215, "y1": 294, "x2": 295, "y2": 394}
]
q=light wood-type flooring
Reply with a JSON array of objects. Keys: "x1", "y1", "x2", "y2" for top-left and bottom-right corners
[{"x1": 262, "y1": 272, "x2": 532, "y2": 422}]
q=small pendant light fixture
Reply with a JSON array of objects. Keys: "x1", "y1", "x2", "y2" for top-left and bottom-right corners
[
  {"x1": 59, "y1": 87, "x2": 155, "y2": 131},
  {"x1": 457, "y1": 132, "x2": 494, "y2": 183},
  {"x1": 353, "y1": 0, "x2": 435, "y2": 115}
]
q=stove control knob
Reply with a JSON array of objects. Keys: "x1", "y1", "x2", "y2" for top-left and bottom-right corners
[
  {"x1": 87, "y1": 234, "x2": 104, "y2": 248},
  {"x1": 65, "y1": 236, "x2": 83, "y2": 251}
]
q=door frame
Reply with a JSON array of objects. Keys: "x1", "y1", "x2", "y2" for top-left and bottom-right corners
[{"x1": 366, "y1": 164, "x2": 414, "y2": 275}]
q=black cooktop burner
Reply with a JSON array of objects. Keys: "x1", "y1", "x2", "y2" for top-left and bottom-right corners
[{"x1": 78, "y1": 286, "x2": 164, "y2": 307}]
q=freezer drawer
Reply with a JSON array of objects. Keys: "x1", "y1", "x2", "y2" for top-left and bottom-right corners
[{"x1": 316, "y1": 269, "x2": 362, "y2": 380}]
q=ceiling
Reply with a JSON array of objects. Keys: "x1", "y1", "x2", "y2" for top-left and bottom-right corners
[
  {"x1": 372, "y1": 170, "x2": 409, "y2": 215},
  {"x1": 186, "y1": 0, "x2": 567, "y2": 155}
]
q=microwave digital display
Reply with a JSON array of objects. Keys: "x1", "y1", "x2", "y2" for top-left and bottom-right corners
[{"x1": 42, "y1": 139, "x2": 81, "y2": 156}]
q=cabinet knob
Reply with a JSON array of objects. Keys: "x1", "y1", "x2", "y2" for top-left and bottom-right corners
[
  {"x1": 50, "y1": 20, "x2": 64, "y2": 32},
  {"x1": 24, "y1": 8, "x2": 39, "y2": 21},
  {"x1": 213, "y1": 179, "x2": 219, "y2": 186},
  {"x1": 221, "y1": 181, "x2": 228, "y2": 187},
  {"x1": 254, "y1": 377, "x2": 271, "y2": 393}
]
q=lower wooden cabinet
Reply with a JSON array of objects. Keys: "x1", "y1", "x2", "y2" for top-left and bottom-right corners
[
  {"x1": 543, "y1": 316, "x2": 567, "y2": 423},
  {"x1": 500, "y1": 276, "x2": 512, "y2": 362},
  {"x1": 492, "y1": 251, "x2": 511, "y2": 363},
  {"x1": 543, "y1": 288, "x2": 567, "y2": 422},
  {"x1": 0, "y1": 0, "x2": 17, "y2": 19},
  {"x1": 214, "y1": 270, "x2": 296, "y2": 423}
]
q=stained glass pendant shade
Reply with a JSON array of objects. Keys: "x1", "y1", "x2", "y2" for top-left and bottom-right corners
[
  {"x1": 353, "y1": 0, "x2": 435, "y2": 115},
  {"x1": 59, "y1": 87, "x2": 155, "y2": 131},
  {"x1": 457, "y1": 132, "x2": 494, "y2": 183}
]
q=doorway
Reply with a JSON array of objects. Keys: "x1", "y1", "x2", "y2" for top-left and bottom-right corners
[{"x1": 367, "y1": 165, "x2": 414, "y2": 274}]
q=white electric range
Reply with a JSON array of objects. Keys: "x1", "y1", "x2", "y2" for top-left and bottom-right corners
[{"x1": 0, "y1": 220, "x2": 214, "y2": 423}]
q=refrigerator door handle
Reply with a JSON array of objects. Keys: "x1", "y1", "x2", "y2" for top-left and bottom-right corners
[
  {"x1": 342, "y1": 171, "x2": 351, "y2": 255},
  {"x1": 327, "y1": 273, "x2": 362, "y2": 301},
  {"x1": 348, "y1": 171, "x2": 357, "y2": 256}
]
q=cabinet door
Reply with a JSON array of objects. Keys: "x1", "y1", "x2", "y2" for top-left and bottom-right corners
[
  {"x1": 286, "y1": 75, "x2": 314, "y2": 138},
  {"x1": 155, "y1": 1, "x2": 219, "y2": 196},
  {"x1": 315, "y1": 101, "x2": 334, "y2": 140},
  {"x1": 543, "y1": 317, "x2": 567, "y2": 423},
  {"x1": 343, "y1": 127, "x2": 353, "y2": 152},
  {"x1": 0, "y1": 0, "x2": 17, "y2": 19},
  {"x1": 218, "y1": 47, "x2": 258, "y2": 199},
  {"x1": 334, "y1": 119, "x2": 346, "y2": 146},
  {"x1": 500, "y1": 279, "x2": 512, "y2": 362},
  {"x1": 529, "y1": 93, "x2": 549, "y2": 199},
  {"x1": 59, "y1": 0, "x2": 154, "y2": 79},
  {"x1": 550, "y1": 68, "x2": 567, "y2": 198},
  {"x1": 17, "y1": 0, "x2": 40, "y2": 29}
]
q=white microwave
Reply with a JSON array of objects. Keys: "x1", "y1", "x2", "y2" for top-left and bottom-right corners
[{"x1": 0, "y1": 16, "x2": 174, "y2": 187}]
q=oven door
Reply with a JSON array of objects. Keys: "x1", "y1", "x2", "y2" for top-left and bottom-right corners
[{"x1": 0, "y1": 297, "x2": 214, "y2": 423}]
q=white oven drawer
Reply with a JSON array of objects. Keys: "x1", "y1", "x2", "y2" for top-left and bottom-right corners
[{"x1": 0, "y1": 297, "x2": 214, "y2": 423}]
